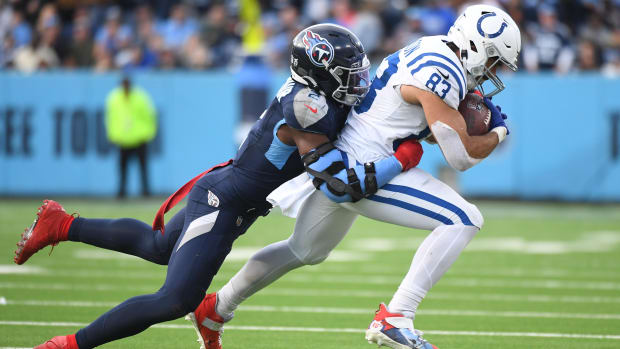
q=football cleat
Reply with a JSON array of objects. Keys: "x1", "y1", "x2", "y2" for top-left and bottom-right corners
[
  {"x1": 365, "y1": 303, "x2": 438, "y2": 349},
  {"x1": 14, "y1": 200, "x2": 73, "y2": 265},
  {"x1": 34, "y1": 335, "x2": 78, "y2": 349},
  {"x1": 186, "y1": 293, "x2": 226, "y2": 349}
]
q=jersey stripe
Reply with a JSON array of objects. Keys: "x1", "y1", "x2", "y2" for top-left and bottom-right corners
[
  {"x1": 382, "y1": 184, "x2": 473, "y2": 225},
  {"x1": 410, "y1": 60, "x2": 464, "y2": 100},
  {"x1": 368, "y1": 195, "x2": 455, "y2": 225},
  {"x1": 405, "y1": 52, "x2": 466, "y2": 91}
]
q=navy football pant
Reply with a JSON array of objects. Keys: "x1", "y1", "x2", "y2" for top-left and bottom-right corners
[{"x1": 67, "y1": 184, "x2": 257, "y2": 349}]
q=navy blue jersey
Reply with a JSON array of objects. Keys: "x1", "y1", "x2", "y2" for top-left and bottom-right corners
[{"x1": 215, "y1": 78, "x2": 349, "y2": 209}]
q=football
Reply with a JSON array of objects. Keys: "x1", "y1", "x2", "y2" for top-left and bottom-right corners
[{"x1": 458, "y1": 92, "x2": 491, "y2": 136}]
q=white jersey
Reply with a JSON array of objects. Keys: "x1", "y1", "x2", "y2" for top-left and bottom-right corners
[{"x1": 335, "y1": 35, "x2": 466, "y2": 163}]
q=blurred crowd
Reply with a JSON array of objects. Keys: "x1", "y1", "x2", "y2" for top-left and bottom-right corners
[{"x1": 0, "y1": 0, "x2": 619, "y2": 75}]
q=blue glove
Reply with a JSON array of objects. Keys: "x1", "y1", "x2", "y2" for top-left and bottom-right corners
[{"x1": 483, "y1": 97, "x2": 510, "y2": 135}]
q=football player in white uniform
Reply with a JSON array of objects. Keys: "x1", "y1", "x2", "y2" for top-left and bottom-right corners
[{"x1": 190, "y1": 5, "x2": 521, "y2": 349}]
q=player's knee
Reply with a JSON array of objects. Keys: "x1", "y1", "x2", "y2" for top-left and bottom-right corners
[
  {"x1": 156, "y1": 286, "x2": 203, "y2": 317},
  {"x1": 288, "y1": 241, "x2": 329, "y2": 265},
  {"x1": 465, "y1": 202, "x2": 484, "y2": 229},
  {"x1": 301, "y1": 253, "x2": 329, "y2": 265}
]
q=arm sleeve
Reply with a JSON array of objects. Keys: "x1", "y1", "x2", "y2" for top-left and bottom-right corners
[{"x1": 306, "y1": 148, "x2": 402, "y2": 203}]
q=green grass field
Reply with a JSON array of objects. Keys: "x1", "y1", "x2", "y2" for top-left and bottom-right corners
[{"x1": 1, "y1": 198, "x2": 620, "y2": 348}]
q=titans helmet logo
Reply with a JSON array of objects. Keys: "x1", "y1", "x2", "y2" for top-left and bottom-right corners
[
  {"x1": 302, "y1": 30, "x2": 334, "y2": 67},
  {"x1": 477, "y1": 12, "x2": 508, "y2": 39}
]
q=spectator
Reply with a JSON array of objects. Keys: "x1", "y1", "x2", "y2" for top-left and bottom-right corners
[
  {"x1": 158, "y1": 3, "x2": 197, "y2": 50},
  {"x1": 329, "y1": 0, "x2": 356, "y2": 28},
  {"x1": 11, "y1": 10, "x2": 32, "y2": 47},
  {"x1": 95, "y1": 6, "x2": 132, "y2": 60},
  {"x1": 418, "y1": 0, "x2": 456, "y2": 36},
  {"x1": 65, "y1": 17, "x2": 94, "y2": 67},
  {"x1": 523, "y1": 5, "x2": 574, "y2": 74},
  {"x1": 576, "y1": 39, "x2": 602, "y2": 71},
  {"x1": 199, "y1": 3, "x2": 239, "y2": 68},
  {"x1": 352, "y1": 0, "x2": 384, "y2": 58},
  {"x1": 105, "y1": 76, "x2": 157, "y2": 198},
  {"x1": 12, "y1": 33, "x2": 59, "y2": 72}
]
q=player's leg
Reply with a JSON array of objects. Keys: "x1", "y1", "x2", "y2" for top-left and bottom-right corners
[
  {"x1": 344, "y1": 168, "x2": 481, "y2": 348},
  {"x1": 67, "y1": 207, "x2": 185, "y2": 264},
  {"x1": 118, "y1": 147, "x2": 130, "y2": 198},
  {"x1": 345, "y1": 168, "x2": 483, "y2": 318},
  {"x1": 14, "y1": 199, "x2": 185, "y2": 265},
  {"x1": 70, "y1": 187, "x2": 252, "y2": 348},
  {"x1": 211, "y1": 190, "x2": 357, "y2": 322},
  {"x1": 137, "y1": 143, "x2": 150, "y2": 196}
]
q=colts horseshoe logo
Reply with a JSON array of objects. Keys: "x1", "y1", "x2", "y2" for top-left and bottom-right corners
[{"x1": 477, "y1": 12, "x2": 508, "y2": 39}]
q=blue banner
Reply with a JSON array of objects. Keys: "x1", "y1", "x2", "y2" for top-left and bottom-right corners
[{"x1": 1, "y1": 71, "x2": 619, "y2": 201}]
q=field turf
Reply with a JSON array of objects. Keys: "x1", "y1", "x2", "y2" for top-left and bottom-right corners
[{"x1": 1, "y1": 198, "x2": 620, "y2": 348}]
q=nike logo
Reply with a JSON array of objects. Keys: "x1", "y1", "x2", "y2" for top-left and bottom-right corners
[
  {"x1": 304, "y1": 104, "x2": 318, "y2": 113},
  {"x1": 436, "y1": 69, "x2": 449, "y2": 80},
  {"x1": 504, "y1": 42, "x2": 512, "y2": 48}
]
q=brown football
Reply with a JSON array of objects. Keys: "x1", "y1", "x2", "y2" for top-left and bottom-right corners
[{"x1": 458, "y1": 93, "x2": 491, "y2": 136}]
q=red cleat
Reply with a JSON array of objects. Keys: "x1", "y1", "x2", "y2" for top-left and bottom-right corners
[
  {"x1": 14, "y1": 200, "x2": 74, "y2": 265},
  {"x1": 34, "y1": 335, "x2": 78, "y2": 349},
  {"x1": 186, "y1": 293, "x2": 226, "y2": 349}
]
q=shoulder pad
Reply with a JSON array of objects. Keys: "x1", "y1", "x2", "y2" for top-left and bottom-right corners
[{"x1": 292, "y1": 88, "x2": 329, "y2": 129}]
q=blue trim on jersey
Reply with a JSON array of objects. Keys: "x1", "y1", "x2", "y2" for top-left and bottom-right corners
[
  {"x1": 411, "y1": 61, "x2": 464, "y2": 100},
  {"x1": 264, "y1": 119, "x2": 297, "y2": 170},
  {"x1": 339, "y1": 150, "x2": 349, "y2": 168},
  {"x1": 382, "y1": 184, "x2": 473, "y2": 225},
  {"x1": 368, "y1": 194, "x2": 454, "y2": 225},
  {"x1": 392, "y1": 127, "x2": 431, "y2": 151},
  {"x1": 354, "y1": 51, "x2": 401, "y2": 114},
  {"x1": 406, "y1": 52, "x2": 466, "y2": 91},
  {"x1": 407, "y1": 53, "x2": 465, "y2": 100}
]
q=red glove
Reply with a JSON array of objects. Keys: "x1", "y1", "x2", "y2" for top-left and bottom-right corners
[{"x1": 394, "y1": 139, "x2": 423, "y2": 171}]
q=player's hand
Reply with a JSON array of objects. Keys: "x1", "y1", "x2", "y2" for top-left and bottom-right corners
[
  {"x1": 483, "y1": 97, "x2": 510, "y2": 135},
  {"x1": 394, "y1": 139, "x2": 423, "y2": 171}
]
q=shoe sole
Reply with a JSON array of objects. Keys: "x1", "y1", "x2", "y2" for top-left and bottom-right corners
[
  {"x1": 365, "y1": 329, "x2": 411, "y2": 349},
  {"x1": 186, "y1": 312, "x2": 207, "y2": 349}
]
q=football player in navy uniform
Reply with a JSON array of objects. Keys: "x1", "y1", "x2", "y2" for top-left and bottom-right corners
[{"x1": 14, "y1": 24, "x2": 424, "y2": 349}]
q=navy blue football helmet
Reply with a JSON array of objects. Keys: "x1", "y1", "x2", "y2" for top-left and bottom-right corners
[{"x1": 290, "y1": 24, "x2": 370, "y2": 106}]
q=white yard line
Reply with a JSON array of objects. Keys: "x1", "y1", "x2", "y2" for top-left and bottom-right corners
[
  {"x1": 4, "y1": 282, "x2": 620, "y2": 304},
  {"x1": 1, "y1": 321, "x2": 619, "y2": 340},
  {"x1": 2, "y1": 299, "x2": 620, "y2": 320}
]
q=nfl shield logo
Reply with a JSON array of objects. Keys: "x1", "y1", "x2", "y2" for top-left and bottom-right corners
[
  {"x1": 302, "y1": 30, "x2": 334, "y2": 67},
  {"x1": 236, "y1": 216, "x2": 243, "y2": 227}
]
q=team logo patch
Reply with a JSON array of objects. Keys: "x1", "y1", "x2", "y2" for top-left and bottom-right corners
[
  {"x1": 207, "y1": 190, "x2": 220, "y2": 208},
  {"x1": 302, "y1": 30, "x2": 334, "y2": 67},
  {"x1": 477, "y1": 12, "x2": 508, "y2": 38}
]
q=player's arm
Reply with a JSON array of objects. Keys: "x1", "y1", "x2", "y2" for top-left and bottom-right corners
[
  {"x1": 279, "y1": 125, "x2": 422, "y2": 203},
  {"x1": 400, "y1": 85, "x2": 505, "y2": 171}
]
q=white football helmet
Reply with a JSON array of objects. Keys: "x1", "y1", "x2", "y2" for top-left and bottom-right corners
[{"x1": 447, "y1": 5, "x2": 521, "y2": 97}]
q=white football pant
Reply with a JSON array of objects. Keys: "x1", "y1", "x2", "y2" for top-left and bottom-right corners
[{"x1": 217, "y1": 168, "x2": 483, "y2": 322}]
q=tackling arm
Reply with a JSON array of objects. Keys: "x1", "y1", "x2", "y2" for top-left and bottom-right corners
[
  {"x1": 400, "y1": 85, "x2": 501, "y2": 171},
  {"x1": 279, "y1": 125, "x2": 416, "y2": 203}
]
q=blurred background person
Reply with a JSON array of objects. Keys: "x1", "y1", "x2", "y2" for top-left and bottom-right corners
[{"x1": 105, "y1": 75, "x2": 157, "y2": 198}]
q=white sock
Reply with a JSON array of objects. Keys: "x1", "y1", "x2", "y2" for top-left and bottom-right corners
[
  {"x1": 216, "y1": 240, "x2": 303, "y2": 320},
  {"x1": 388, "y1": 224, "x2": 479, "y2": 319}
]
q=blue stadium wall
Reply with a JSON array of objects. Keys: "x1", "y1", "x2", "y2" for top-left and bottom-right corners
[{"x1": 0, "y1": 71, "x2": 619, "y2": 201}]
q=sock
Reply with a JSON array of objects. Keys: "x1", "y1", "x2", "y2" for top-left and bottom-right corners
[
  {"x1": 216, "y1": 240, "x2": 303, "y2": 319},
  {"x1": 67, "y1": 334, "x2": 79, "y2": 349},
  {"x1": 388, "y1": 224, "x2": 479, "y2": 319},
  {"x1": 58, "y1": 215, "x2": 74, "y2": 241}
]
